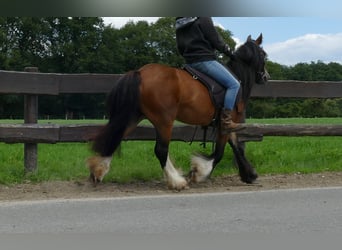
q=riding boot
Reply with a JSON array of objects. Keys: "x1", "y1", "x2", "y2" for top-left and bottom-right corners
[{"x1": 220, "y1": 108, "x2": 246, "y2": 134}]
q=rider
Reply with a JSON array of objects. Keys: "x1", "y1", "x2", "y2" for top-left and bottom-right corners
[{"x1": 175, "y1": 17, "x2": 245, "y2": 133}]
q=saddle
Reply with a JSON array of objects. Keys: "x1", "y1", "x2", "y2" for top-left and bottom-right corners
[{"x1": 182, "y1": 65, "x2": 225, "y2": 109}]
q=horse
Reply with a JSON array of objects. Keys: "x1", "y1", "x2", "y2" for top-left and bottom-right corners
[{"x1": 86, "y1": 34, "x2": 269, "y2": 190}]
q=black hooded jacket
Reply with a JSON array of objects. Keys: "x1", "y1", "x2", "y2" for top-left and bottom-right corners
[{"x1": 176, "y1": 17, "x2": 231, "y2": 64}]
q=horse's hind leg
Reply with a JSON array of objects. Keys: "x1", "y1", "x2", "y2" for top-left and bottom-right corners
[
  {"x1": 154, "y1": 127, "x2": 188, "y2": 190},
  {"x1": 86, "y1": 155, "x2": 112, "y2": 185},
  {"x1": 87, "y1": 121, "x2": 140, "y2": 185}
]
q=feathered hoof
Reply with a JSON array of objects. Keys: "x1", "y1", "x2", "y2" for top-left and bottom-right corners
[
  {"x1": 85, "y1": 156, "x2": 111, "y2": 186},
  {"x1": 166, "y1": 177, "x2": 189, "y2": 191},
  {"x1": 189, "y1": 154, "x2": 214, "y2": 183}
]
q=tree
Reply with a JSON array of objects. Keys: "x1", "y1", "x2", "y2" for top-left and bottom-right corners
[
  {"x1": 0, "y1": 17, "x2": 51, "y2": 71},
  {"x1": 43, "y1": 17, "x2": 105, "y2": 73},
  {"x1": 149, "y1": 17, "x2": 184, "y2": 67},
  {"x1": 117, "y1": 20, "x2": 156, "y2": 71},
  {"x1": 95, "y1": 25, "x2": 125, "y2": 73},
  {"x1": 266, "y1": 61, "x2": 287, "y2": 80}
]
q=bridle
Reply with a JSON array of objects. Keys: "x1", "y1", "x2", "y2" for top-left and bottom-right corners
[{"x1": 255, "y1": 44, "x2": 269, "y2": 83}]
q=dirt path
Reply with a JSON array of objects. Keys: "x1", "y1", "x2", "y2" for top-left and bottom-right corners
[{"x1": 1, "y1": 172, "x2": 342, "y2": 202}]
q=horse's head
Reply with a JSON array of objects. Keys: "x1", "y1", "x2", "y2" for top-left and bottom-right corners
[{"x1": 233, "y1": 33, "x2": 270, "y2": 85}]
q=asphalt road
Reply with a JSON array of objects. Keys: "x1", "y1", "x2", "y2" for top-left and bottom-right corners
[{"x1": 1, "y1": 187, "x2": 341, "y2": 233}]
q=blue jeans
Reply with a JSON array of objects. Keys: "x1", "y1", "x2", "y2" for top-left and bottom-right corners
[{"x1": 188, "y1": 60, "x2": 240, "y2": 110}]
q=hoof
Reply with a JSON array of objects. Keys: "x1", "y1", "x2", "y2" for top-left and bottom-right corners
[
  {"x1": 89, "y1": 173, "x2": 102, "y2": 187},
  {"x1": 163, "y1": 155, "x2": 189, "y2": 191},
  {"x1": 86, "y1": 156, "x2": 111, "y2": 185},
  {"x1": 166, "y1": 177, "x2": 189, "y2": 191},
  {"x1": 240, "y1": 171, "x2": 258, "y2": 184}
]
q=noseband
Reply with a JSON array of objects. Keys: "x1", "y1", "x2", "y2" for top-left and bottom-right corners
[{"x1": 258, "y1": 70, "x2": 269, "y2": 82}]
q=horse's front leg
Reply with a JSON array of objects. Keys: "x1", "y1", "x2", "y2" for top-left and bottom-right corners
[
  {"x1": 189, "y1": 133, "x2": 227, "y2": 183},
  {"x1": 228, "y1": 133, "x2": 258, "y2": 184},
  {"x1": 154, "y1": 129, "x2": 188, "y2": 190}
]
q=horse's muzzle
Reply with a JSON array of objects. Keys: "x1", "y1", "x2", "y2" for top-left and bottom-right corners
[{"x1": 257, "y1": 68, "x2": 270, "y2": 84}]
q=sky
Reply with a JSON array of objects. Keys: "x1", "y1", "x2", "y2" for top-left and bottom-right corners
[
  {"x1": 103, "y1": 17, "x2": 342, "y2": 66},
  {"x1": 214, "y1": 17, "x2": 342, "y2": 66}
]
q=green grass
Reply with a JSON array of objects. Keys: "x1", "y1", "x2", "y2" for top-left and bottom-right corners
[
  {"x1": 1, "y1": 118, "x2": 341, "y2": 185},
  {"x1": 246, "y1": 137, "x2": 342, "y2": 174}
]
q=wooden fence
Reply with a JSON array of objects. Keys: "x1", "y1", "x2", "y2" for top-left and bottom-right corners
[{"x1": 1, "y1": 67, "x2": 342, "y2": 172}]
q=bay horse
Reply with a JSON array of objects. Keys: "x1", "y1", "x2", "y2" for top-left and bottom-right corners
[{"x1": 87, "y1": 34, "x2": 269, "y2": 190}]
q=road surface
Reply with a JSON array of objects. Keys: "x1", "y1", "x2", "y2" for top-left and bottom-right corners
[{"x1": 1, "y1": 187, "x2": 341, "y2": 233}]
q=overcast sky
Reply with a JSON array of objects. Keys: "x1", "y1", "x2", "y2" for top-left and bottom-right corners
[{"x1": 103, "y1": 17, "x2": 342, "y2": 66}]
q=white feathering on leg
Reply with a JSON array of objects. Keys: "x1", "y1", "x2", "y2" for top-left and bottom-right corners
[
  {"x1": 163, "y1": 155, "x2": 188, "y2": 190},
  {"x1": 86, "y1": 156, "x2": 112, "y2": 183},
  {"x1": 190, "y1": 154, "x2": 214, "y2": 183}
]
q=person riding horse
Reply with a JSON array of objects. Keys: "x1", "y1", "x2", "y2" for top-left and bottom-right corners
[{"x1": 175, "y1": 17, "x2": 245, "y2": 134}]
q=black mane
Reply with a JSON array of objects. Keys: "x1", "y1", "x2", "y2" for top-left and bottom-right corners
[{"x1": 227, "y1": 38, "x2": 266, "y2": 104}]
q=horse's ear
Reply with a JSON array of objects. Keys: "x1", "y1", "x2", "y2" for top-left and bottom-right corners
[
  {"x1": 255, "y1": 33, "x2": 263, "y2": 45},
  {"x1": 247, "y1": 35, "x2": 252, "y2": 42}
]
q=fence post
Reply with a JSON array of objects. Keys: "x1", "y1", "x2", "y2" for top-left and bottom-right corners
[{"x1": 24, "y1": 67, "x2": 39, "y2": 173}]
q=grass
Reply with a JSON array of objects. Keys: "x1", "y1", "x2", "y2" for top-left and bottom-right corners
[
  {"x1": 0, "y1": 118, "x2": 341, "y2": 185},
  {"x1": 246, "y1": 137, "x2": 342, "y2": 174}
]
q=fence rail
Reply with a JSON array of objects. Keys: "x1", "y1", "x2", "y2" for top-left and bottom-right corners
[
  {"x1": 1, "y1": 124, "x2": 342, "y2": 144},
  {"x1": 1, "y1": 68, "x2": 342, "y2": 172},
  {"x1": 1, "y1": 69, "x2": 342, "y2": 97}
]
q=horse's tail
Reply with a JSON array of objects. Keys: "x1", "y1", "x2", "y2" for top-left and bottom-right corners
[{"x1": 92, "y1": 70, "x2": 141, "y2": 156}]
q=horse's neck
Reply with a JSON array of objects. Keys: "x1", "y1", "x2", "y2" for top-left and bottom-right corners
[{"x1": 228, "y1": 61, "x2": 254, "y2": 103}]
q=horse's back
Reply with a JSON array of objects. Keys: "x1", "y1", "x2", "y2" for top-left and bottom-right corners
[{"x1": 138, "y1": 63, "x2": 215, "y2": 125}]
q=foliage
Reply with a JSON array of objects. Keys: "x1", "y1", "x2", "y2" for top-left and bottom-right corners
[
  {"x1": 248, "y1": 60, "x2": 342, "y2": 118},
  {"x1": 247, "y1": 98, "x2": 342, "y2": 118}
]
